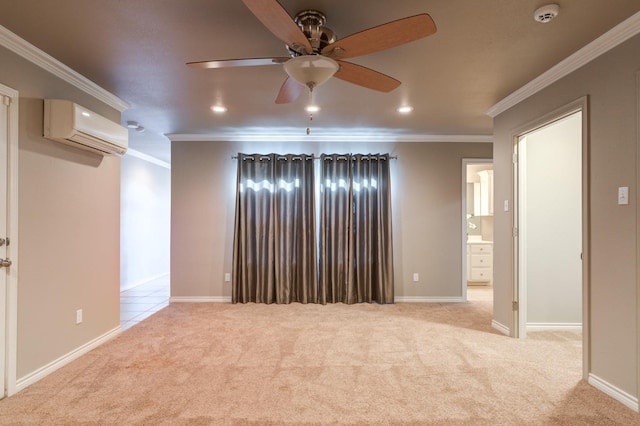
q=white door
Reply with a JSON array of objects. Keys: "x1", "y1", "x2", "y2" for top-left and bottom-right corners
[
  {"x1": 0, "y1": 92, "x2": 9, "y2": 397},
  {"x1": 0, "y1": 83, "x2": 17, "y2": 398}
]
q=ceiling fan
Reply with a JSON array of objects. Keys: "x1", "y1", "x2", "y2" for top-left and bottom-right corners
[{"x1": 187, "y1": 0, "x2": 437, "y2": 104}]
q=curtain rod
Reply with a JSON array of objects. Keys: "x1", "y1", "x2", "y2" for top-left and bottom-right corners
[{"x1": 231, "y1": 155, "x2": 398, "y2": 160}]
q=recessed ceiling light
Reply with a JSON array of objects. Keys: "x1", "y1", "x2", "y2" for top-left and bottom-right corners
[
  {"x1": 305, "y1": 105, "x2": 320, "y2": 113},
  {"x1": 397, "y1": 106, "x2": 413, "y2": 114},
  {"x1": 211, "y1": 105, "x2": 228, "y2": 113}
]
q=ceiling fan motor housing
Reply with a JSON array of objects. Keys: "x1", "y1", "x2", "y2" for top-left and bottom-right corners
[{"x1": 291, "y1": 10, "x2": 337, "y2": 55}]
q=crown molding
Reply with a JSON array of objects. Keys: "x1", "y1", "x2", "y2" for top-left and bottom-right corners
[
  {"x1": 0, "y1": 25, "x2": 129, "y2": 112},
  {"x1": 167, "y1": 132, "x2": 493, "y2": 143},
  {"x1": 125, "y1": 148, "x2": 171, "y2": 169},
  {"x1": 486, "y1": 11, "x2": 640, "y2": 118}
]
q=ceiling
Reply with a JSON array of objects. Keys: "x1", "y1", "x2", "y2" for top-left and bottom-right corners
[{"x1": 1, "y1": 0, "x2": 639, "y2": 163}]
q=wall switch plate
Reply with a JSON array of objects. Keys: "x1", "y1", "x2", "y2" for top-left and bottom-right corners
[
  {"x1": 412, "y1": 273, "x2": 419, "y2": 282},
  {"x1": 224, "y1": 273, "x2": 231, "y2": 282},
  {"x1": 76, "y1": 309, "x2": 83, "y2": 325},
  {"x1": 503, "y1": 200, "x2": 509, "y2": 212},
  {"x1": 618, "y1": 186, "x2": 629, "y2": 205}
]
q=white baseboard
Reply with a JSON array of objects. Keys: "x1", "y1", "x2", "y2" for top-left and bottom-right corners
[
  {"x1": 492, "y1": 320, "x2": 510, "y2": 336},
  {"x1": 394, "y1": 296, "x2": 465, "y2": 303},
  {"x1": 16, "y1": 326, "x2": 122, "y2": 392},
  {"x1": 170, "y1": 296, "x2": 231, "y2": 303},
  {"x1": 588, "y1": 373, "x2": 639, "y2": 412},
  {"x1": 526, "y1": 323, "x2": 582, "y2": 332},
  {"x1": 121, "y1": 272, "x2": 169, "y2": 292}
]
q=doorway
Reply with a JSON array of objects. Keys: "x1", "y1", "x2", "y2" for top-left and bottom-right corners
[
  {"x1": 512, "y1": 98, "x2": 587, "y2": 381},
  {"x1": 462, "y1": 159, "x2": 494, "y2": 302}
]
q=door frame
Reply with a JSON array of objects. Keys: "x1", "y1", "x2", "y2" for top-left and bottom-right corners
[
  {"x1": 0, "y1": 82, "x2": 19, "y2": 397},
  {"x1": 511, "y1": 96, "x2": 589, "y2": 379},
  {"x1": 461, "y1": 158, "x2": 493, "y2": 302},
  {"x1": 636, "y1": 71, "x2": 640, "y2": 406}
]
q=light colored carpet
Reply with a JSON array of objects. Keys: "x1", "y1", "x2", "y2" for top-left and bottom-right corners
[{"x1": 0, "y1": 289, "x2": 638, "y2": 425}]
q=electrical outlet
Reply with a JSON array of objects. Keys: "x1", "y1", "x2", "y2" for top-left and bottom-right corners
[
  {"x1": 76, "y1": 309, "x2": 83, "y2": 325},
  {"x1": 224, "y1": 273, "x2": 231, "y2": 282},
  {"x1": 412, "y1": 273, "x2": 419, "y2": 282}
]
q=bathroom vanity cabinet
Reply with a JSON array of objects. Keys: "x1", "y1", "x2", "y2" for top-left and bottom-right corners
[{"x1": 467, "y1": 241, "x2": 493, "y2": 285}]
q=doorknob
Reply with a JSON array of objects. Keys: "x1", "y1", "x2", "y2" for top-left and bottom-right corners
[{"x1": 0, "y1": 258, "x2": 11, "y2": 268}]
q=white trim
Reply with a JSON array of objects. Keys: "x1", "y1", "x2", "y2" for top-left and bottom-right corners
[
  {"x1": 121, "y1": 272, "x2": 169, "y2": 293},
  {"x1": 486, "y1": 11, "x2": 640, "y2": 118},
  {"x1": 125, "y1": 149, "x2": 171, "y2": 169},
  {"x1": 526, "y1": 323, "x2": 582, "y2": 332},
  {"x1": 588, "y1": 374, "x2": 639, "y2": 412},
  {"x1": 394, "y1": 296, "x2": 464, "y2": 303},
  {"x1": 168, "y1": 132, "x2": 493, "y2": 144},
  {"x1": 517, "y1": 136, "x2": 528, "y2": 339},
  {"x1": 491, "y1": 320, "x2": 510, "y2": 336},
  {"x1": 0, "y1": 25, "x2": 129, "y2": 112},
  {"x1": 15, "y1": 326, "x2": 121, "y2": 393},
  {"x1": 170, "y1": 296, "x2": 232, "y2": 303},
  {"x1": 0, "y1": 83, "x2": 18, "y2": 397}
]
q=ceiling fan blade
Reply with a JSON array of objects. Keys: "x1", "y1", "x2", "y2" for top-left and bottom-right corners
[
  {"x1": 186, "y1": 57, "x2": 289, "y2": 69},
  {"x1": 334, "y1": 61, "x2": 400, "y2": 93},
  {"x1": 242, "y1": 0, "x2": 312, "y2": 54},
  {"x1": 275, "y1": 77, "x2": 305, "y2": 104},
  {"x1": 322, "y1": 14, "x2": 436, "y2": 59}
]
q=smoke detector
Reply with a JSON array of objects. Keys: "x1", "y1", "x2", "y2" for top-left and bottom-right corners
[{"x1": 534, "y1": 4, "x2": 560, "y2": 23}]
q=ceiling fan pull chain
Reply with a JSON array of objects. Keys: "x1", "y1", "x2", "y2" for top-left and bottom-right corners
[
  {"x1": 306, "y1": 113, "x2": 313, "y2": 135},
  {"x1": 306, "y1": 86, "x2": 315, "y2": 135}
]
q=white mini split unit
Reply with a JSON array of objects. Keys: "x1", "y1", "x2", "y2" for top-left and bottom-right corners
[{"x1": 44, "y1": 99, "x2": 128, "y2": 156}]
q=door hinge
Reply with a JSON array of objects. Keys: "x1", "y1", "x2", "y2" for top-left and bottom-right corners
[
  {"x1": 512, "y1": 152, "x2": 518, "y2": 163},
  {"x1": 512, "y1": 227, "x2": 518, "y2": 237},
  {"x1": 512, "y1": 301, "x2": 519, "y2": 311},
  {"x1": 2, "y1": 95, "x2": 10, "y2": 106}
]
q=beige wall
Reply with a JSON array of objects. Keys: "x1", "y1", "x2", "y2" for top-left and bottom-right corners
[
  {"x1": 171, "y1": 140, "x2": 493, "y2": 300},
  {"x1": 1, "y1": 47, "x2": 121, "y2": 379},
  {"x1": 493, "y1": 34, "x2": 640, "y2": 397}
]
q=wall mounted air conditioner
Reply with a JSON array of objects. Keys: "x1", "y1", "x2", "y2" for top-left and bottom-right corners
[{"x1": 44, "y1": 99, "x2": 128, "y2": 156}]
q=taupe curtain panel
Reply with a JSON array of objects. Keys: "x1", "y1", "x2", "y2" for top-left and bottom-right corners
[
  {"x1": 232, "y1": 154, "x2": 317, "y2": 304},
  {"x1": 320, "y1": 154, "x2": 394, "y2": 304},
  {"x1": 232, "y1": 153, "x2": 393, "y2": 304}
]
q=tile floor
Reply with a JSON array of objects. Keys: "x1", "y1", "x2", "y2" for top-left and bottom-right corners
[{"x1": 120, "y1": 276, "x2": 170, "y2": 330}]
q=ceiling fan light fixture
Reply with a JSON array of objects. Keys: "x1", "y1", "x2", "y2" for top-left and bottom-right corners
[
  {"x1": 305, "y1": 104, "x2": 320, "y2": 113},
  {"x1": 397, "y1": 106, "x2": 414, "y2": 114},
  {"x1": 283, "y1": 55, "x2": 339, "y2": 88}
]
